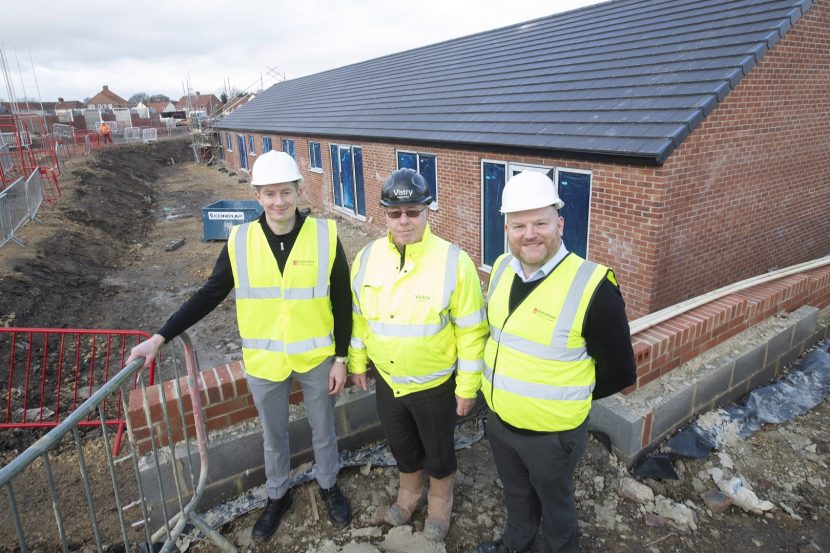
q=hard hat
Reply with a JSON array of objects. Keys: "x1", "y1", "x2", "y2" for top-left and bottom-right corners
[
  {"x1": 380, "y1": 168, "x2": 433, "y2": 206},
  {"x1": 500, "y1": 171, "x2": 564, "y2": 213},
  {"x1": 250, "y1": 150, "x2": 304, "y2": 186}
]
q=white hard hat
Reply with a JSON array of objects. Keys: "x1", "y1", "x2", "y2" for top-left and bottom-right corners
[
  {"x1": 500, "y1": 171, "x2": 564, "y2": 213},
  {"x1": 250, "y1": 150, "x2": 304, "y2": 186}
]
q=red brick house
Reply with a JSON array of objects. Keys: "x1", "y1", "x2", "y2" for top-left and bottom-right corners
[
  {"x1": 216, "y1": 0, "x2": 830, "y2": 318},
  {"x1": 88, "y1": 85, "x2": 129, "y2": 109}
]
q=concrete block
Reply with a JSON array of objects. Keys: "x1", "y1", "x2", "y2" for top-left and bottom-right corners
[
  {"x1": 765, "y1": 324, "x2": 795, "y2": 369},
  {"x1": 588, "y1": 397, "x2": 643, "y2": 461},
  {"x1": 747, "y1": 361, "x2": 777, "y2": 391},
  {"x1": 779, "y1": 341, "x2": 806, "y2": 372},
  {"x1": 650, "y1": 385, "x2": 695, "y2": 442},
  {"x1": 792, "y1": 306, "x2": 819, "y2": 345},
  {"x1": 714, "y1": 380, "x2": 749, "y2": 409},
  {"x1": 732, "y1": 343, "x2": 767, "y2": 387},
  {"x1": 694, "y1": 361, "x2": 734, "y2": 410}
]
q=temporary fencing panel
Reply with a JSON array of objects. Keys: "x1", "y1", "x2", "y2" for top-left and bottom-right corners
[
  {"x1": 125, "y1": 127, "x2": 141, "y2": 142},
  {"x1": 0, "y1": 328, "x2": 154, "y2": 453},
  {"x1": 0, "y1": 332, "x2": 238, "y2": 553},
  {"x1": 142, "y1": 128, "x2": 158, "y2": 142},
  {"x1": 0, "y1": 174, "x2": 31, "y2": 248}
]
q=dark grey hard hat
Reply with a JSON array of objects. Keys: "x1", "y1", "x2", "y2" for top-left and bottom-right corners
[{"x1": 380, "y1": 168, "x2": 433, "y2": 206}]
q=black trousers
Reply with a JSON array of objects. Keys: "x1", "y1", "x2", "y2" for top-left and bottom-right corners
[
  {"x1": 374, "y1": 373, "x2": 457, "y2": 478},
  {"x1": 486, "y1": 413, "x2": 588, "y2": 553}
]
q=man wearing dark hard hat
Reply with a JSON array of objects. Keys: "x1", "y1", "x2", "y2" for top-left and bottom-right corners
[
  {"x1": 127, "y1": 150, "x2": 354, "y2": 542},
  {"x1": 348, "y1": 168, "x2": 488, "y2": 542},
  {"x1": 474, "y1": 171, "x2": 636, "y2": 553}
]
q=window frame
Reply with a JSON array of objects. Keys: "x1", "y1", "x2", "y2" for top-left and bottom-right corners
[
  {"x1": 308, "y1": 141, "x2": 323, "y2": 172},
  {"x1": 262, "y1": 136, "x2": 272, "y2": 152},
  {"x1": 225, "y1": 132, "x2": 232, "y2": 151},
  {"x1": 248, "y1": 134, "x2": 256, "y2": 156},
  {"x1": 281, "y1": 138, "x2": 295, "y2": 159},
  {"x1": 396, "y1": 149, "x2": 438, "y2": 208}
]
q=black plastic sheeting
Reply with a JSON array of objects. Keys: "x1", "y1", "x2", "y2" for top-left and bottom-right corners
[{"x1": 633, "y1": 337, "x2": 830, "y2": 479}]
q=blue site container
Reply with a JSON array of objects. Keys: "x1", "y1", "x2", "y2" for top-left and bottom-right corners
[{"x1": 201, "y1": 200, "x2": 263, "y2": 240}]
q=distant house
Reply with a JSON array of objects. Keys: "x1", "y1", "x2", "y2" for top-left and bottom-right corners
[
  {"x1": 147, "y1": 101, "x2": 177, "y2": 115},
  {"x1": 216, "y1": 0, "x2": 830, "y2": 318},
  {"x1": 179, "y1": 93, "x2": 222, "y2": 115},
  {"x1": 55, "y1": 98, "x2": 85, "y2": 111},
  {"x1": 88, "y1": 85, "x2": 129, "y2": 109}
]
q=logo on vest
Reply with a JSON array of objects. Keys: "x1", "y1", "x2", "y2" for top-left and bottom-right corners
[
  {"x1": 532, "y1": 307, "x2": 557, "y2": 322},
  {"x1": 292, "y1": 259, "x2": 314, "y2": 266},
  {"x1": 414, "y1": 294, "x2": 430, "y2": 302}
]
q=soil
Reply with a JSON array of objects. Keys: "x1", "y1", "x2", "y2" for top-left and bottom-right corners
[{"x1": 1, "y1": 142, "x2": 829, "y2": 552}]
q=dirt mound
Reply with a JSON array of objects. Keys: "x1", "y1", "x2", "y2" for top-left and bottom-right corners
[{"x1": 0, "y1": 139, "x2": 193, "y2": 328}]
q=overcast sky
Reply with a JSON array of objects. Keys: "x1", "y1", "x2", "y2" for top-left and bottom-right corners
[{"x1": 2, "y1": 0, "x2": 603, "y2": 103}]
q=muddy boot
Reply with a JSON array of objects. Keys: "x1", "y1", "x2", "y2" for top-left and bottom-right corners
[
  {"x1": 384, "y1": 469, "x2": 425, "y2": 526},
  {"x1": 423, "y1": 473, "x2": 454, "y2": 541}
]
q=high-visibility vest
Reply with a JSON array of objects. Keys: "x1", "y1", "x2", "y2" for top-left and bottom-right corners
[
  {"x1": 350, "y1": 226, "x2": 487, "y2": 397},
  {"x1": 482, "y1": 252, "x2": 611, "y2": 431},
  {"x1": 228, "y1": 218, "x2": 336, "y2": 381}
]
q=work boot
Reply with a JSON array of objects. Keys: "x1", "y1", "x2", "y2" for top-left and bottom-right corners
[
  {"x1": 422, "y1": 473, "x2": 454, "y2": 541},
  {"x1": 319, "y1": 483, "x2": 352, "y2": 527},
  {"x1": 474, "y1": 538, "x2": 530, "y2": 553},
  {"x1": 384, "y1": 469, "x2": 425, "y2": 526},
  {"x1": 251, "y1": 490, "x2": 292, "y2": 542}
]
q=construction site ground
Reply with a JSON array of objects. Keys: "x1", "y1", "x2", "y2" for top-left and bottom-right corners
[{"x1": 0, "y1": 140, "x2": 828, "y2": 553}]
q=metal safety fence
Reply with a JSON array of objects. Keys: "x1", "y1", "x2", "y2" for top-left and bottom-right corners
[
  {"x1": 0, "y1": 169, "x2": 44, "y2": 249},
  {"x1": 142, "y1": 128, "x2": 158, "y2": 142},
  {"x1": 0, "y1": 332, "x2": 237, "y2": 553},
  {"x1": 0, "y1": 328, "x2": 153, "y2": 453},
  {"x1": 124, "y1": 127, "x2": 142, "y2": 142}
]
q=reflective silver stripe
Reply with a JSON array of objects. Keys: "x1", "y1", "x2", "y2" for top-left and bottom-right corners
[
  {"x1": 494, "y1": 330, "x2": 589, "y2": 362},
  {"x1": 351, "y1": 242, "x2": 374, "y2": 315},
  {"x1": 484, "y1": 364, "x2": 594, "y2": 401},
  {"x1": 234, "y1": 219, "x2": 332, "y2": 301},
  {"x1": 489, "y1": 259, "x2": 599, "y2": 362},
  {"x1": 314, "y1": 219, "x2": 330, "y2": 297},
  {"x1": 453, "y1": 307, "x2": 485, "y2": 328},
  {"x1": 236, "y1": 287, "x2": 281, "y2": 299},
  {"x1": 368, "y1": 317, "x2": 449, "y2": 337},
  {"x1": 350, "y1": 337, "x2": 365, "y2": 349},
  {"x1": 442, "y1": 245, "x2": 460, "y2": 310},
  {"x1": 283, "y1": 286, "x2": 330, "y2": 300},
  {"x1": 233, "y1": 223, "x2": 253, "y2": 288},
  {"x1": 488, "y1": 254, "x2": 514, "y2": 301},
  {"x1": 457, "y1": 358, "x2": 483, "y2": 373},
  {"x1": 242, "y1": 334, "x2": 334, "y2": 355},
  {"x1": 390, "y1": 365, "x2": 455, "y2": 385}
]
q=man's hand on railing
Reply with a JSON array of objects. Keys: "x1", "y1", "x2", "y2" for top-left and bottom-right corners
[{"x1": 127, "y1": 333, "x2": 166, "y2": 369}]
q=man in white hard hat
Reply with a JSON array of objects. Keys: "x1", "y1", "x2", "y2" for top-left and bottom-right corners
[
  {"x1": 348, "y1": 169, "x2": 488, "y2": 542},
  {"x1": 474, "y1": 171, "x2": 636, "y2": 553},
  {"x1": 127, "y1": 150, "x2": 353, "y2": 541}
]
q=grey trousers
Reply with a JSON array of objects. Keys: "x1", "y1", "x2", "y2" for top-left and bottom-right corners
[
  {"x1": 246, "y1": 357, "x2": 340, "y2": 500},
  {"x1": 486, "y1": 413, "x2": 588, "y2": 553}
]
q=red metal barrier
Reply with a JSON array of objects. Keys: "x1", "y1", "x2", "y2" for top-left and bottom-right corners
[{"x1": 0, "y1": 328, "x2": 156, "y2": 454}]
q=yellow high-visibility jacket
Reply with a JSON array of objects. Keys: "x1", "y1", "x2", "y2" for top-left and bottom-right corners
[
  {"x1": 483, "y1": 252, "x2": 612, "y2": 431},
  {"x1": 349, "y1": 225, "x2": 487, "y2": 398},
  {"x1": 228, "y1": 218, "x2": 336, "y2": 381}
]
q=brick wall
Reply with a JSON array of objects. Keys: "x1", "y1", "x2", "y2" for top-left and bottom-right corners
[
  {"x1": 651, "y1": 0, "x2": 830, "y2": 311},
  {"x1": 128, "y1": 263, "x2": 830, "y2": 453},
  {"x1": 216, "y1": 2, "x2": 829, "y2": 319}
]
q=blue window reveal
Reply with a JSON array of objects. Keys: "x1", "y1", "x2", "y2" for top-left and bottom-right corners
[
  {"x1": 309, "y1": 142, "x2": 322, "y2": 169},
  {"x1": 397, "y1": 151, "x2": 437, "y2": 202},
  {"x1": 248, "y1": 135, "x2": 255, "y2": 155},
  {"x1": 262, "y1": 136, "x2": 272, "y2": 152},
  {"x1": 236, "y1": 134, "x2": 248, "y2": 170},
  {"x1": 557, "y1": 171, "x2": 591, "y2": 258},
  {"x1": 330, "y1": 145, "x2": 365, "y2": 216},
  {"x1": 281, "y1": 138, "x2": 295, "y2": 159},
  {"x1": 482, "y1": 162, "x2": 507, "y2": 267}
]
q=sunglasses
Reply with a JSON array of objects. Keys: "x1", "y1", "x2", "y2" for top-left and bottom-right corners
[{"x1": 386, "y1": 207, "x2": 426, "y2": 219}]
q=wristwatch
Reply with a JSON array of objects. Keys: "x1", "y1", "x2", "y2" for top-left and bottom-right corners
[{"x1": 334, "y1": 356, "x2": 348, "y2": 365}]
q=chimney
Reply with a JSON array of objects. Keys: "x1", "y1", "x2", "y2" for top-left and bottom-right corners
[
  {"x1": 103, "y1": 85, "x2": 109, "y2": 91},
  {"x1": 58, "y1": 97, "x2": 64, "y2": 102}
]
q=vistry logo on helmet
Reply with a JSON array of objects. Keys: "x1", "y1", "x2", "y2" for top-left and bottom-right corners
[{"x1": 394, "y1": 188, "x2": 414, "y2": 197}]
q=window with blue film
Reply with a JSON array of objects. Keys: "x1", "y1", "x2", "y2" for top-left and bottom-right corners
[
  {"x1": 309, "y1": 142, "x2": 322, "y2": 169},
  {"x1": 262, "y1": 136, "x2": 272, "y2": 152},
  {"x1": 330, "y1": 144, "x2": 342, "y2": 207},
  {"x1": 249, "y1": 135, "x2": 255, "y2": 154},
  {"x1": 281, "y1": 138, "x2": 295, "y2": 159},
  {"x1": 482, "y1": 162, "x2": 507, "y2": 266},
  {"x1": 397, "y1": 151, "x2": 437, "y2": 202},
  {"x1": 225, "y1": 133, "x2": 232, "y2": 150}
]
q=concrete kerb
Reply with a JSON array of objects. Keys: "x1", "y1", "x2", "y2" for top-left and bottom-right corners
[
  {"x1": 588, "y1": 305, "x2": 826, "y2": 466},
  {"x1": 136, "y1": 384, "x2": 384, "y2": 532}
]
